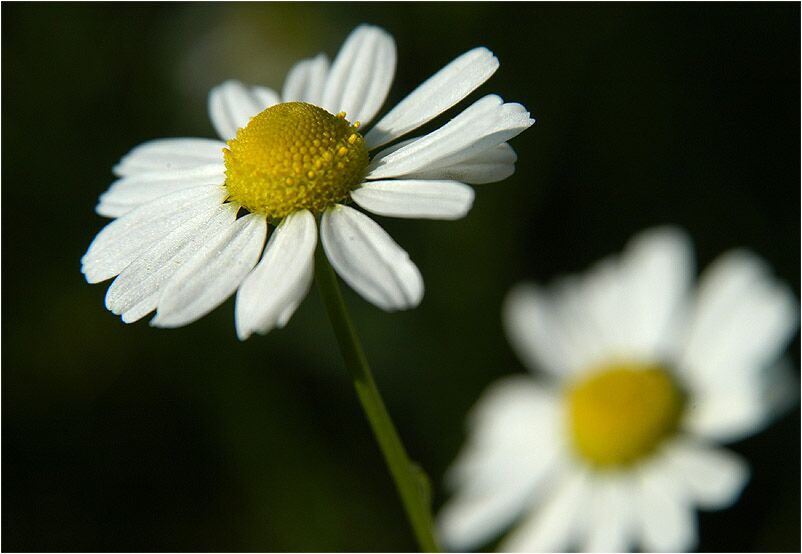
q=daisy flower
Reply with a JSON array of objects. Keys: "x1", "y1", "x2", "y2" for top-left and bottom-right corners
[
  {"x1": 437, "y1": 227, "x2": 798, "y2": 552},
  {"x1": 81, "y1": 25, "x2": 534, "y2": 339}
]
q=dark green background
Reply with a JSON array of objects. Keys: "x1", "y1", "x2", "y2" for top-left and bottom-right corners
[{"x1": 3, "y1": 2, "x2": 799, "y2": 552}]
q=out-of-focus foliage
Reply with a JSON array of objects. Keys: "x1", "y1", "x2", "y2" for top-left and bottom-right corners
[{"x1": 2, "y1": 3, "x2": 799, "y2": 551}]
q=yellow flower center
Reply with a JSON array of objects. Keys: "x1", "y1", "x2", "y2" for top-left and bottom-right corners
[
  {"x1": 223, "y1": 102, "x2": 368, "y2": 218},
  {"x1": 566, "y1": 363, "x2": 685, "y2": 468}
]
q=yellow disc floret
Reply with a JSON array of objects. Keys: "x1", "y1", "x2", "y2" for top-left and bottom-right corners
[
  {"x1": 223, "y1": 102, "x2": 368, "y2": 218},
  {"x1": 567, "y1": 363, "x2": 685, "y2": 468}
]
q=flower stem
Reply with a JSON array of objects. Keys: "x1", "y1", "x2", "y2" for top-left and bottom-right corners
[{"x1": 314, "y1": 245, "x2": 440, "y2": 552}]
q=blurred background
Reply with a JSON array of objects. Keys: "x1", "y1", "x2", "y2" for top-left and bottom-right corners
[{"x1": 2, "y1": 3, "x2": 799, "y2": 551}]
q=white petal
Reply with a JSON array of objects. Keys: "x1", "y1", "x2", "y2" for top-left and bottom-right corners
[
  {"x1": 546, "y1": 228, "x2": 693, "y2": 366},
  {"x1": 369, "y1": 141, "x2": 517, "y2": 185},
  {"x1": 104, "y1": 204, "x2": 237, "y2": 323},
  {"x1": 614, "y1": 226, "x2": 694, "y2": 360},
  {"x1": 402, "y1": 143, "x2": 517, "y2": 185},
  {"x1": 97, "y1": 164, "x2": 225, "y2": 218},
  {"x1": 582, "y1": 473, "x2": 636, "y2": 553},
  {"x1": 364, "y1": 47, "x2": 499, "y2": 149},
  {"x1": 439, "y1": 377, "x2": 564, "y2": 552},
  {"x1": 281, "y1": 53, "x2": 329, "y2": 105},
  {"x1": 548, "y1": 274, "x2": 616, "y2": 373},
  {"x1": 350, "y1": 179, "x2": 474, "y2": 220},
  {"x1": 81, "y1": 186, "x2": 227, "y2": 284},
  {"x1": 234, "y1": 210, "x2": 317, "y2": 340},
  {"x1": 366, "y1": 94, "x2": 533, "y2": 180},
  {"x1": 635, "y1": 462, "x2": 697, "y2": 552},
  {"x1": 503, "y1": 283, "x2": 588, "y2": 378},
  {"x1": 499, "y1": 468, "x2": 590, "y2": 553},
  {"x1": 321, "y1": 24, "x2": 396, "y2": 125},
  {"x1": 367, "y1": 136, "x2": 418, "y2": 162},
  {"x1": 568, "y1": 257, "x2": 629, "y2": 364},
  {"x1": 208, "y1": 80, "x2": 280, "y2": 141},
  {"x1": 683, "y1": 359, "x2": 797, "y2": 442},
  {"x1": 685, "y1": 385, "x2": 765, "y2": 443},
  {"x1": 320, "y1": 205, "x2": 423, "y2": 311},
  {"x1": 445, "y1": 376, "x2": 564, "y2": 497},
  {"x1": 504, "y1": 239, "x2": 693, "y2": 380},
  {"x1": 663, "y1": 438, "x2": 749, "y2": 510},
  {"x1": 251, "y1": 85, "x2": 280, "y2": 109},
  {"x1": 113, "y1": 138, "x2": 226, "y2": 177},
  {"x1": 679, "y1": 250, "x2": 798, "y2": 389},
  {"x1": 151, "y1": 213, "x2": 268, "y2": 328},
  {"x1": 438, "y1": 483, "x2": 542, "y2": 552},
  {"x1": 758, "y1": 357, "x2": 800, "y2": 422}
]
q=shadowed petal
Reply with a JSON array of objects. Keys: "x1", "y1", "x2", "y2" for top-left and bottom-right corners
[
  {"x1": 235, "y1": 210, "x2": 317, "y2": 340},
  {"x1": 321, "y1": 205, "x2": 423, "y2": 311}
]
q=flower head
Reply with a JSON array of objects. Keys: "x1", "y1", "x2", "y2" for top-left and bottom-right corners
[
  {"x1": 437, "y1": 227, "x2": 798, "y2": 552},
  {"x1": 81, "y1": 25, "x2": 534, "y2": 338}
]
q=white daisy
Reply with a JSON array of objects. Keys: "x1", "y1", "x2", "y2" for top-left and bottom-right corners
[
  {"x1": 81, "y1": 24, "x2": 534, "y2": 339},
  {"x1": 437, "y1": 227, "x2": 798, "y2": 552}
]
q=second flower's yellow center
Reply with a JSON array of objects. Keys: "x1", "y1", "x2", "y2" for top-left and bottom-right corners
[
  {"x1": 566, "y1": 363, "x2": 685, "y2": 468},
  {"x1": 224, "y1": 102, "x2": 368, "y2": 218}
]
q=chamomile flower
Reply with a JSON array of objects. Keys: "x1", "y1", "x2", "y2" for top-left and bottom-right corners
[
  {"x1": 438, "y1": 227, "x2": 798, "y2": 552},
  {"x1": 81, "y1": 25, "x2": 533, "y2": 339}
]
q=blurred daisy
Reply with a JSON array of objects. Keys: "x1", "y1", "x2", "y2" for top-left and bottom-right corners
[
  {"x1": 438, "y1": 227, "x2": 798, "y2": 552},
  {"x1": 81, "y1": 24, "x2": 533, "y2": 339}
]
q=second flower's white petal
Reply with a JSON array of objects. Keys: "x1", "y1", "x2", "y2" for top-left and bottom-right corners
[
  {"x1": 684, "y1": 359, "x2": 798, "y2": 443},
  {"x1": 635, "y1": 462, "x2": 697, "y2": 552},
  {"x1": 321, "y1": 24, "x2": 396, "y2": 125},
  {"x1": 350, "y1": 179, "x2": 474, "y2": 220},
  {"x1": 113, "y1": 138, "x2": 226, "y2": 177},
  {"x1": 615, "y1": 226, "x2": 694, "y2": 360},
  {"x1": 679, "y1": 250, "x2": 798, "y2": 389},
  {"x1": 208, "y1": 80, "x2": 280, "y2": 141},
  {"x1": 499, "y1": 469, "x2": 590, "y2": 553},
  {"x1": 96, "y1": 164, "x2": 225, "y2": 218},
  {"x1": 81, "y1": 186, "x2": 227, "y2": 284},
  {"x1": 234, "y1": 210, "x2": 318, "y2": 340},
  {"x1": 438, "y1": 381, "x2": 567, "y2": 550},
  {"x1": 151, "y1": 213, "x2": 268, "y2": 329},
  {"x1": 364, "y1": 47, "x2": 499, "y2": 149},
  {"x1": 685, "y1": 384, "x2": 765, "y2": 443},
  {"x1": 104, "y1": 203, "x2": 237, "y2": 323},
  {"x1": 281, "y1": 53, "x2": 329, "y2": 105},
  {"x1": 403, "y1": 143, "x2": 517, "y2": 185},
  {"x1": 437, "y1": 482, "x2": 542, "y2": 552},
  {"x1": 438, "y1": 377, "x2": 564, "y2": 552},
  {"x1": 503, "y1": 283, "x2": 588, "y2": 378},
  {"x1": 321, "y1": 205, "x2": 423, "y2": 311},
  {"x1": 366, "y1": 94, "x2": 533, "y2": 180},
  {"x1": 663, "y1": 438, "x2": 750, "y2": 510},
  {"x1": 568, "y1": 257, "x2": 629, "y2": 363},
  {"x1": 445, "y1": 376, "x2": 564, "y2": 497},
  {"x1": 582, "y1": 473, "x2": 636, "y2": 553}
]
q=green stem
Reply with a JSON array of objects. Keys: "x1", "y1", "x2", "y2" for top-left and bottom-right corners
[{"x1": 314, "y1": 245, "x2": 440, "y2": 552}]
